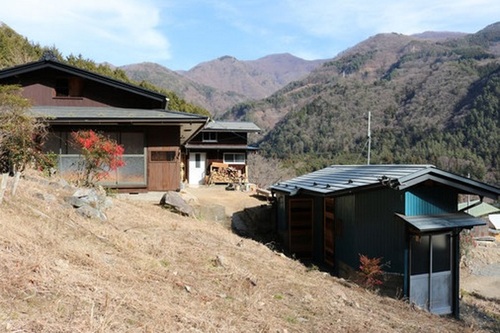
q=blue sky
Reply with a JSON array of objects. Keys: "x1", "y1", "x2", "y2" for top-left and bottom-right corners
[{"x1": 2, "y1": 0, "x2": 499, "y2": 70}]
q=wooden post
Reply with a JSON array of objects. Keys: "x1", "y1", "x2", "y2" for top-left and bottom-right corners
[
  {"x1": 0, "y1": 173, "x2": 8, "y2": 204},
  {"x1": 12, "y1": 171, "x2": 20, "y2": 196}
]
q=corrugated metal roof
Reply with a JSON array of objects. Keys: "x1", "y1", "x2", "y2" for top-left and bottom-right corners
[
  {"x1": 204, "y1": 121, "x2": 260, "y2": 132},
  {"x1": 269, "y1": 164, "x2": 500, "y2": 199},
  {"x1": 30, "y1": 106, "x2": 208, "y2": 122},
  {"x1": 270, "y1": 164, "x2": 433, "y2": 196},
  {"x1": 395, "y1": 212, "x2": 486, "y2": 232}
]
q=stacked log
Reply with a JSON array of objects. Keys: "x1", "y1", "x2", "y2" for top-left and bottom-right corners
[{"x1": 207, "y1": 162, "x2": 243, "y2": 184}]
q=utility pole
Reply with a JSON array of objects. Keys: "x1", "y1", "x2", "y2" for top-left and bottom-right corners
[{"x1": 367, "y1": 111, "x2": 371, "y2": 165}]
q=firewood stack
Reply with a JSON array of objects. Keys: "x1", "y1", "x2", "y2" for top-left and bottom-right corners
[{"x1": 207, "y1": 162, "x2": 243, "y2": 184}]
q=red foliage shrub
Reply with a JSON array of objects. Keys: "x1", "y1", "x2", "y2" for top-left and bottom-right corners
[
  {"x1": 71, "y1": 130, "x2": 125, "y2": 186},
  {"x1": 358, "y1": 254, "x2": 384, "y2": 289}
]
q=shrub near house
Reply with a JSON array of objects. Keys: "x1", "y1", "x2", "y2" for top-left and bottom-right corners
[{"x1": 70, "y1": 130, "x2": 125, "y2": 187}]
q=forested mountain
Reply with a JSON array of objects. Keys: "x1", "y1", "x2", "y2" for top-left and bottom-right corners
[
  {"x1": 225, "y1": 22, "x2": 500, "y2": 184},
  {"x1": 2, "y1": 20, "x2": 499, "y2": 184},
  {"x1": 122, "y1": 54, "x2": 326, "y2": 117},
  {"x1": 0, "y1": 22, "x2": 209, "y2": 116}
]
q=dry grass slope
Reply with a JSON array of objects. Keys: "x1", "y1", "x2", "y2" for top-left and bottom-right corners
[{"x1": 0, "y1": 170, "x2": 492, "y2": 332}]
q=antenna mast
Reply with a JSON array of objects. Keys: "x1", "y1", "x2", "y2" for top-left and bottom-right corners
[{"x1": 367, "y1": 112, "x2": 371, "y2": 165}]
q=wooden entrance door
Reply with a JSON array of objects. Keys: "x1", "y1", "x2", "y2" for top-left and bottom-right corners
[
  {"x1": 288, "y1": 198, "x2": 313, "y2": 258},
  {"x1": 148, "y1": 147, "x2": 180, "y2": 191}
]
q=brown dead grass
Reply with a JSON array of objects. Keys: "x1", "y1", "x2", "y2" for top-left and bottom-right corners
[{"x1": 0, "y1": 170, "x2": 494, "y2": 332}]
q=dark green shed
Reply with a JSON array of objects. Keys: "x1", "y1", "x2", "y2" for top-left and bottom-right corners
[{"x1": 270, "y1": 164, "x2": 500, "y2": 318}]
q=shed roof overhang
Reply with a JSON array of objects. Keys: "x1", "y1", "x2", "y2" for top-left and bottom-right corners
[
  {"x1": 395, "y1": 212, "x2": 487, "y2": 234},
  {"x1": 396, "y1": 169, "x2": 500, "y2": 199}
]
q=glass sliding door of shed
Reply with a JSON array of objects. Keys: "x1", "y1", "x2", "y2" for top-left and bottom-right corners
[{"x1": 409, "y1": 233, "x2": 452, "y2": 315}]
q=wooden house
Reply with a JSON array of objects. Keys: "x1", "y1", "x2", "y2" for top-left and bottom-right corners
[
  {"x1": 269, "y1": 164, "x2": 500, "y2": 318},
  {"x1": 0, "y1": 56, "x2": 208, "y2": 191},
  {"x1": 184, "y1": 121, "x2": 260, "y2": 186}
]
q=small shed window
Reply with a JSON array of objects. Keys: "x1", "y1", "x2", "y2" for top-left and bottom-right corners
[{"x1": 223, "y1": 152, "x2": 245, "y2": 164}]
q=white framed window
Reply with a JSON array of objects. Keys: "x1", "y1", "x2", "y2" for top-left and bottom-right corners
[
  {"x1": 223, "y1": 152, "x2": 245, "y2": 164},
  {"x1": 202, "y1": 132, "x2": 217, "y2": 142}
]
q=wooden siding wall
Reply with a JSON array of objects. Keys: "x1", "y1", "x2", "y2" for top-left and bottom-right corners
[
  {"x1": 147, "y1": 126, "x2": 180, "y2": 147},
  {"x1": 288, "y1": 198, "x2": 314, "y2": 258},
  {"x1": 190, "y1": 132, "x2": 248, "y2": 145},
  {"x1": 9, "y1": 69, "x2": 163, "y2": 109}
]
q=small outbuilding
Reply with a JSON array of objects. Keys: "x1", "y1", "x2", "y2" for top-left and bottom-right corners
[
  {"x1": 184, "y1": 121, "x2": 260, "y2": 186},
  {"x1": 269, "y1": 164, "x2": 500, "y2": 318}
]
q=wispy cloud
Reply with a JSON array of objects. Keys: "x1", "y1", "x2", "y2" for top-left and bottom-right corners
[
  {"x1": 1, "y1": 0, "x2": 498, "y2": 69},
  {"x1": 282, "y1": 0, "x2": 500, "y2": 37},
  {"x1": 2, "y1": 0, "x2": 171, "y2": 65}
]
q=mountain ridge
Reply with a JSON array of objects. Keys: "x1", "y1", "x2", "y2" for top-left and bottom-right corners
[{"x1": 121, "y1": 53, "x2": 328, "y2": 116}]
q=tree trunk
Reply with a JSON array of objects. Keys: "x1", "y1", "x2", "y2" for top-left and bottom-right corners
[{"x1": 11, "y1": 171, "x2": 21, "y2": 196}]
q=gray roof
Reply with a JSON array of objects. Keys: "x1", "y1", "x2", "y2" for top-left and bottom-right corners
[
  {"x1": 395, "y1": 212, "x2": 486, "y2": 233},
  {"x1": 30, "y1": 106, "x2": 208, "y2": 145},
  {"x1": 31, "y1": 106, "x2": 207, "y2": 122},
  {"x1": 203, "y1": 121, "x2": 260, "y2": 132},
  {"x1": 270, "y1": 164, "x2": 500, "y2": 199}
]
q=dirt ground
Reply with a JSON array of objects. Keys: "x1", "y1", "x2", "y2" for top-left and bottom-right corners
[
  {"x1": 461, "y1": 239, "x2": 500, "y2": 298},
  {"x1": 119, "y1": 185, "x2": 500, "y2": 331},
  {"x1": 118, "y1": 185, "x2": 267, "y2": 218},
  {"x1": 2, "y1": 173, "x2": 499, "y2": 332},
  {"x1": 122, "y1": 185, "x2": 500, "y2": 301}
]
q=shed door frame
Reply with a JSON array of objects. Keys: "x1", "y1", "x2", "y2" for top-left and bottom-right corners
[{"x1": 288, "y1": 198, "x2": 314, "y2": 259}]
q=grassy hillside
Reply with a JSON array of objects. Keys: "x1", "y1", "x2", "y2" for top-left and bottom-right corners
[
  {"x1": 0, "y1": 169, "x2": 495, "y2": 332},
  {"x1": 225, "y1": 23, "x2": 500, "y2": 184}
]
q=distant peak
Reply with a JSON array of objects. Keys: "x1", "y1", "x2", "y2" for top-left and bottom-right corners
[{"x1": 218, "y1": 55, "x2": 237, "y2": 62}]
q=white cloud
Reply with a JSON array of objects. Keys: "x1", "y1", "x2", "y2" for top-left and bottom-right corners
[
  {"x1": 1, "y1": 0, "x2": 171, "y2": 65},
  {"x1": 282, "y1": 0, "x2": 500, "y2": 37},
  {"x1": 2, "y1": 0, "x2": 498, "y2": 69}
]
